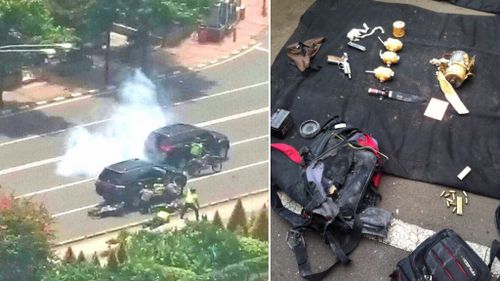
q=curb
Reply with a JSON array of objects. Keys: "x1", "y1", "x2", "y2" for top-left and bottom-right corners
[
  {"x1": 0, "y1": 86, "x2": 116, "y2": 118},
  {"x1": 54, "y1": 188, "x2": 268, "y2": 248},
  {"x1": 188, "y1": 39, "x2": 259, "y2": 72},
  {"x1": 0, "y1": 38, "x2": 262, "y2": 118}
]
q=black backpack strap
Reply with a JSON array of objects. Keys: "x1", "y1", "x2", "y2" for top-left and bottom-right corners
[
  {"x1": 488, "y1": 240, "x2": 500, "y2": 281},
  {"x1": 287, "y1": 214, "x2": 364, "y2": 281}
]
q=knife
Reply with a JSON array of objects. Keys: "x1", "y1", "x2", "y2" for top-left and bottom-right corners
[{"x1": 368, "y1": 88, "x2": 427, "y2": 103}]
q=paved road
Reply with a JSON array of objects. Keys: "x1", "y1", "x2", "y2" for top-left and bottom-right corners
[
  {"x1": 271, "y1": 1, "x2": 499, "y2": 280},
  {"x1": 0, "y1": 32, "x2": 269, "y2": 242}
]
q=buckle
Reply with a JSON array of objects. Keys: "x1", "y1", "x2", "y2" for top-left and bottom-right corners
[{"x1": 286, "y1": 229, "x2": 305, "y2": 249}]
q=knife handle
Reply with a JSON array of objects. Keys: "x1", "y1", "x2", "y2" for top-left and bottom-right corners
[{"x1": 368, "y1": 88, "x2": 387, "y2": 97}]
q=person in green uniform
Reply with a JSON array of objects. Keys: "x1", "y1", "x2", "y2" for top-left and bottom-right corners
[{"x1": 180, "y1": 187, "x2": 200, "y2": 221}]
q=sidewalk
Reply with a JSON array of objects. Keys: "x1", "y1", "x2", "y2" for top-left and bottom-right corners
[
  {"x1": 163, "y1": 0, "x2": 269, "y2": 68},
  {"x1": 54, "y1": 190, "x2": 268, "y2": 261}
]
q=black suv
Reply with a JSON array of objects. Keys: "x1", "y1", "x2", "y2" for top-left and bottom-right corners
[
  {"x1": 144, "y1": 123, "x2": 230, "y2": 169},
  {"x1": 95, "y1": 159, "x2": 187, "y2": 208}
]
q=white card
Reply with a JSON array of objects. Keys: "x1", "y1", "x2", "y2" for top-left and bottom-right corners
[{"x1": 424, "y1": 98, "x2": 449, "y2": 121}]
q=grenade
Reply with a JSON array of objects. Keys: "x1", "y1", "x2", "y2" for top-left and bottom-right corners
[
  {"x1": 379, "y1": 50, "x2": 400, "y2": 66},
  {"x1": 378, "y1": 37, "x2": 403, "y2": 52},
  {"x1": 365, "y1": 66, "x2": 394, "y2": 82},
  {"x1": 430, "y1": 50, "x2": 475, "y2": 88}
]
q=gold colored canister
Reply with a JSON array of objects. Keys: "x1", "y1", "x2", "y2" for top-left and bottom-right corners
[{"x1": 392, "y1": 21, "x2": 405, "y2": 38}]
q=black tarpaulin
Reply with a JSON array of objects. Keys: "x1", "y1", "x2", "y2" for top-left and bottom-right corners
[
  {"x1": 444, "y1": 0, "x2": 500, "y2": 13},
  {"x1": 271, "y1": 0, "x2": 500, "y2": 199}
]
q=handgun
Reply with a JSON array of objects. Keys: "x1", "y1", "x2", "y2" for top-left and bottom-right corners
[{"x1": 327, "y1": 52, "x2": 351, "y2": 79}]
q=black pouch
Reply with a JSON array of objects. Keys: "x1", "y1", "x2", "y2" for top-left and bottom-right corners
[{"x1": 390, "y1": 229, "x2": 492, "y2": 281}]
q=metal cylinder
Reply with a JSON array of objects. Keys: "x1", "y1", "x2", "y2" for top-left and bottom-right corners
[
  {"x1": 445, "y1": 50, "x2": 469, "y2": 88},
  {"x1": 392, "y1": 21, "x2": 405, "y2": 38}
]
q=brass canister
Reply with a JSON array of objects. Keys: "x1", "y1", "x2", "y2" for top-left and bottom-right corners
[
  {"x1": 445, "y1": 50, "x2": 473, "y2": 88},
  {"x1": 392, "y1": 21, "x2": 405, "y2": 38}
]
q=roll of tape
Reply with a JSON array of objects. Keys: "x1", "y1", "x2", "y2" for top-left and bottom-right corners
[{"x1": 392, "y1": 21, "x2": 405, "y2": 38}]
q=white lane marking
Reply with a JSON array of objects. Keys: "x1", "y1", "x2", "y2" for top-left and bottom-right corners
[
  {"x1": 0, "y1": 82, "x2": 268, "y2": 147},
  {"x1": 53, "y1": 97, "x2": 65, "y2": 101},
  {"x1": 255, "y1": 46, "x2": 269, "y2": 52},
  {"x1": 381, "y1": 218, "x2": 500, "y2": 276},
  {"x1": 172, "y1": 82, "x2": 267, "y2": 106},
  {"x1": 231, "y1": 135, "x2": 267, "y2": 146},
  {"x1": 50, "y1": 160, "x2": 268, "y2": 218},
  {"x1": 196, "y1": 107, "x2": 268, "y2": 127},
  {"x1": 17, "y1": 178, "x2": 96, "y2": 198},
  {"x1": 188, "y1": 160, "x2": 268, "y2": 184},
  {"x1": 0, "y1": 156, "x2": 63, "y2": 176},
  {"x1": 0, "y1": 108, "x2": 268, "y2": 176},
  {"x1": 14, "y1": 134, "x2": 268, "y2": 198},
  {"x1": 52, "y1": 203, "x2": 100, "y2": 218},
  {"x1": 197, "y1": 43, "x2": 262, "y2": 71}
]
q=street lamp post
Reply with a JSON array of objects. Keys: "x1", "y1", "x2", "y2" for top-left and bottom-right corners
[{"x1": 0, "y1": 43, "x2": 73, "y2": 107}]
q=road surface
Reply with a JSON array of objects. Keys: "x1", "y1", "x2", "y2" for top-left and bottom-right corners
[{"x1": 0, "y1": 31, "x2": 270, "y2": 242}]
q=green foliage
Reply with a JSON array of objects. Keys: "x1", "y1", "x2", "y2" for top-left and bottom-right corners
[
  {"x1": 239, "y1": 237, "x2": 268, "y2": 260},
  {"x1": 249, "y1": 205, "x2": 268, "y2": 241},
  {"x1": 107, "y1": 250, "x2": 119, "y2": 270},
  {"x1": 226, "y1": 199, "x2": 247, "y2": 233},
  {"x1": 212, "y1": 210, "x2": 224, "y2": 229},
  {"x1": 117, "y1": 241, "x2": 127, "y2": 263},
  {"x1": 0, "y1": 193, "x2": 54, "y2": 281},
  {"x1": 39, "y1": 221, "x2": 267, "y2": 280}
]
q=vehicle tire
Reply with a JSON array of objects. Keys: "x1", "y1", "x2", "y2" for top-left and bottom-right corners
[
  {"x1": 212, "y1": 162, "x2": 222, "y2": 173},
  {"x1": 173, "y1": 174, "x2": 187, "y2": 188},
  {"x1": 130, "y1": 194, "x2": 142, "y2": 209},
  {"x1": 218, "y1": 145, "x2": 229, "y2": 159}
]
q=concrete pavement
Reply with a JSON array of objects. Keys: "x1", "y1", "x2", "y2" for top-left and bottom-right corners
[
  {"x1": 271, "y1": 1, "x2": 499, "y2": 280},
  {"x1": 0, "y1": 30, "x2": 269, "y2": 243}
]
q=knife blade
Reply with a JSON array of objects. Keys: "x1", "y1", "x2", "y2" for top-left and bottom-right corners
[{"x1": 368, "y1": 88, "x2": 427, "y2": 103}]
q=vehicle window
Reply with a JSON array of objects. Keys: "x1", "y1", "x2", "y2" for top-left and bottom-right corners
[{"x1": 98, "y1": 168, "x2": 122, "y2": 182}]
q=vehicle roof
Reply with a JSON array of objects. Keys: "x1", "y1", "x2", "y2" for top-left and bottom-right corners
[
  {"x1": 152, "y1": 123, "x2": 210, "y2": 142},
  {"x1": 105, "y1": 158, "x2": 152, "y2": 173}
]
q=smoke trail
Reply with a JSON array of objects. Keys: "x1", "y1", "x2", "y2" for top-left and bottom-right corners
[{"x1": 56, "y1": 70, "x2": 169, "y2": 177}]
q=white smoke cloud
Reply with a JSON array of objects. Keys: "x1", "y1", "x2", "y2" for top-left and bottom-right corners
[{"x1": 56, "y1": 70, "x2": 169, "y2": 177}]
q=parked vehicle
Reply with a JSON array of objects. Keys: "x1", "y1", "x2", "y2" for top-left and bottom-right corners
[
  {"x1": 94, "y1": 158, "x2": 187, "y2": 209},
  {"x1": 144, "y1": 123, "x2": 230, "y2": 175}
]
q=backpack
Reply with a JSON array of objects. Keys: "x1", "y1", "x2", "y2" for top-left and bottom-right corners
[
  {"x1": 271, "y1": 117, "x2": 389, "y2": 281},
  {"x1": 390, "y1": 228, "x2": 500, "y2": 281}
]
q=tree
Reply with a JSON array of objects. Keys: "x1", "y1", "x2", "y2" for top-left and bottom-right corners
[
  {"x1": 249, "y1": 205, "x2": 268, "y2": 241},
  {"x1": 77, "y1": 251, "x2": 86, "y2": 263},
  {"x1": 226, "y1": 199, "x2": 247, "y2": 234},
  {"x1": 116, "y1": 242, "x2": 127, "y2": 264},
  {"x1": 107, "y1": 250, "x2": 119, "y2": 270},
  {"x1": 0, "y1": 193, "x2": 54, "y2": 281},
  {"x1": 0, "y1": 0, "x2": 74, "y2": 106},
  {"x1": 91, "y1": 251, "x2": 101, "y2": 267},
  {"x1": 63, "y1": 247, "x2": 76, "y2": 264},
  {"x1": 212, "y1": 210, "x2": 224, "y2": 229}
]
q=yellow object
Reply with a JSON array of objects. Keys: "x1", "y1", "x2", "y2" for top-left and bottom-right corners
[
  {"x1": 379, "y1": 37, "x2": 403, "y2": 52},
  {"x1": 156, "y1": 211, "x2": 171, "y2": 221},
  {"x1": 379, "y1": 50, "x2": 399, "y2": 66},
  {"x1": 430, "y1": 50, "x2": 475, "y2": 88},
  {"x1": 185, "y1": 189, "x2": 198, "y2": 204},
  {"x1": 392, "y1": 21, "x2": 405, "y2": 38},
  {"x1": 190, "y1": 143, "x2": 203, "y2": 156},
  {"x1": 366, "y1": 66, "x2": 394, "y2": 82},
  {"x1": 436, "y1": 71, "x2": 469, "y2": 114}
]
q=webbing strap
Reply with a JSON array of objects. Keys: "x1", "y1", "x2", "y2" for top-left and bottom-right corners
[
  {"x1": 488, "y1": 240, "x2": 500, "y2": 281},
  {"x1": 288, "y1": 215, "x2": 363, "y2": 281}
]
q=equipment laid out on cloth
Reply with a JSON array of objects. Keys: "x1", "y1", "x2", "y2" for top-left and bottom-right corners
[
  {"x1": 271, "y1": 108, "x2": 294, "y2": 139},
  {"x1": 366, "y1": 66, "x2": 395, "y2": 82},
  {"x1": 327, "y1": 53, "x2": 352, "y2": 79},
  {"x1": 286, "y1": 37, "x2": 326, "y2": 72},
  {"x1": 271, "y1": 117, "x2": 391, "y2": 281},
  {"x1": 430, "y1": 50, "x2": 475, "y2": 115},
  {"x1": 368, "y1": 87, "x2": 427, "y2": 103},
  {"x1": 390, "y1": 229, "x2": 500, "y2": 281}
]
